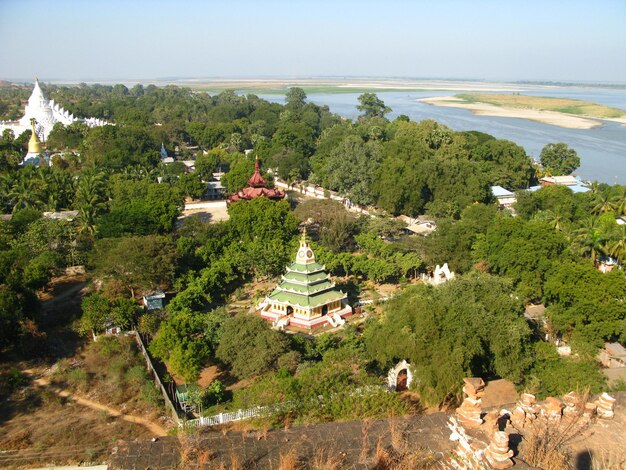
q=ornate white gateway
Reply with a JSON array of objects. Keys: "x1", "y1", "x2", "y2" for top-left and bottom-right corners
[{"x1": 387, "y1": 360, "x2": 413, "y2": 391}]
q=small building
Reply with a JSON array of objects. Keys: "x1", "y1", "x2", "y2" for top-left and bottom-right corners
[
  {"x1": 598, "y1": 342, "x2": 626, "y2": 369},
  {"x1": 206, "y1": 181, "x2": 225, "y2": 200},
  {"x1": 405, "y1": 220, "x2": 436, "y2": 236},
  {"x1": 143, "y1": 290, "x2": 165, "y2": 311},
  {"x1": 540, "y1": 175, "x2": 590, "y2": 193},
  {"x1": 258, "y1": 232, "x2": 352, "y2": 331},
  {"x1": 491, "y1": 185, "x2": 516, "y2": 209}
]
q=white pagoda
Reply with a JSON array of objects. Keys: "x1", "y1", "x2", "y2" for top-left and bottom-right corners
[{"x1": 0, "y1": 79, "x2": 109, "y2": 142}]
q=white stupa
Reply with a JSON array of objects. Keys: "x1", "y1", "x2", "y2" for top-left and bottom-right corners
[{"x1": 0, "y1": 78, "x2": 109, "y2": 141}]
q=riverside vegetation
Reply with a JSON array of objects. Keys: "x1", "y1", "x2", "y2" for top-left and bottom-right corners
[{"x1": 0, "y1": 83, "x2": 625, "y2": 430}]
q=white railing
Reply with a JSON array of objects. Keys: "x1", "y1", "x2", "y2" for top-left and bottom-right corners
[
  {"x1": 182, "y1": 385, "x2": 389, "y2": 428},
  {"x1": 182, "y1": 403, "x2": 287, "y2": 428}
]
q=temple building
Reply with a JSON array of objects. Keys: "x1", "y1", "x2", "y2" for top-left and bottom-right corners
[
  {"x1": 0, "y1": 79, "x2": 108, "y2": 142},
  {"x1": 22, "y1": 118, "x2": 47, "y2": 166},
  {"x1": 258, "y1": 232, "x2": 352, "y2": 331},
  {"x1": 228, "y1": 158, "x2": 285, "y2": 203}
]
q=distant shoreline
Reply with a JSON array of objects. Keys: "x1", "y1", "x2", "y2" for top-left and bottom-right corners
[{"x1": 419, "y1": 95, "x2": 626, "y2": 130}]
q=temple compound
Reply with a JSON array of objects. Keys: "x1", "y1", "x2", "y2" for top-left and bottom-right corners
[
  {"x1": 228, "y1": 158, "x2": 285, "y2": 203},
  {"x1": 259, "y1": 232, "x2": 352, "y2": 331},
  {"x1": 0, "y1": 79, "x2": 108, "y2": 142}
]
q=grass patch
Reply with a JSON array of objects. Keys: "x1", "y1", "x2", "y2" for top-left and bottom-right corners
[{"x1": 455, "y1": 93, "x2": 625, "y2": 119}]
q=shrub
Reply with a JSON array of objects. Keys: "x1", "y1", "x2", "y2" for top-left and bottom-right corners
[
  {"x1": 66, "y1": 367, "x2": 89, "y2": 390},
  {"x1": 140, "y1": 382, "x2": 161, "y2": 407},
  {"x1": 125, "y1": 365, "x2": 147, "y2": 387}
]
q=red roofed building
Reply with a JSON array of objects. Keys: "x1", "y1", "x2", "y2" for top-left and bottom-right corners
[{"x1": 228, "y1": 158, "x2": 285, "y2": 203}]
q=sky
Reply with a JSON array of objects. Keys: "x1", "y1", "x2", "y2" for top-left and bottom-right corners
[{"x1": 1, "y1": 0, "x2": 625, "y2": 83}]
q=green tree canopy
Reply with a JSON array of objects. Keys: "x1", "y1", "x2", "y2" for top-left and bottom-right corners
[
  {"x1": 216, "y1": 314, "x2": 290, "y2": 379},
  {"x1": 364, "y1": 273, "x2": 533, "y2": 405},
  {"x1": 357, "y1": 93, "x2": 391, "y2": 119},
  {"x1": 540, "y1": 143, "x2": 580, "y2": 176}
]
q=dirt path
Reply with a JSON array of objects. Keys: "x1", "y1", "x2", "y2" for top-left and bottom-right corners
[
  {"x1": 41, "y1": 281, "x2": 87, "y2": 306},
  {"x1": 24, "y1": 370, "x2": 168, "y2": 436}
]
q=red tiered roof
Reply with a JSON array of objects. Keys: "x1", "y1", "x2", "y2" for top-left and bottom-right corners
[
  {"x1": 228, "y1": 158, "x2": 285, "y2": 203},
  {"x1": 247, "y1": 158, "x2": 267, "y2": 188}
]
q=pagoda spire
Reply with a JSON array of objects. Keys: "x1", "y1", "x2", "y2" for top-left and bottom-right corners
[
  {"x1": 247, "y1": 155, "x2": 267, "y2": 188},
  {"x1": 28, "y1": 118, "x2": 42, "y2": 154}
]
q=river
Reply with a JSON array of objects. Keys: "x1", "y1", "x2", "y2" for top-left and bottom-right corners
[{"x1": 257, "y1": 87, "x2": 626, "y2": 185}]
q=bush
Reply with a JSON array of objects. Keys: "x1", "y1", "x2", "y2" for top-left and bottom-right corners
[
  {"x1": 66, "y1": 367, "x2": 89, "y2": 390},
  {"x1": 140, "y1": 382, "x2": 162, "y2": 407},
  {"x1": 125, "y1": 365, "x2": 147, "y2": 387}
]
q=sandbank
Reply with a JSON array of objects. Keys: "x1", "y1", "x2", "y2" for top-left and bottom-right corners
[{"x1": 419, "y1": 96, "x2": 604, "y2": 129}]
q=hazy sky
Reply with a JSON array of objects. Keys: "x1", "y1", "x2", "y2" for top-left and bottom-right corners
[{"x1": 1, "y1": 0, "x2": 625, "y2": 82}]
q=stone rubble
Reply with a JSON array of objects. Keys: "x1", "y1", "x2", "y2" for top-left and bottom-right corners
[
  {"x1": 511, "y1": 392, "x2": 538, "y2": 428},
  {"x1": 484, "y1": 431, "x2": 514, "y2": 469},
  {"x1": 595, "y1": 392, "x2": 616, "y2": 419},
  {"x1": 456, "y1": 377, "x2": 486, "y2": 429}
]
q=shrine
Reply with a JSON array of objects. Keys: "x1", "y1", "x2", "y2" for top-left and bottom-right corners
[
  {"x1": 259, "y1": 231, "x2": 352, "y2": 331},
  {"x1": 0, "y1": 78, "x2": 108, "y2": 142},
  {"x1": 228, "y1": 158, "x2": 285, "y2": 202}
]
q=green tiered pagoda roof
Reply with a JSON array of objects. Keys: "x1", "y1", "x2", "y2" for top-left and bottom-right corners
[{"x1": 267, "y1": 233, "x2": 346, "y2": 309}]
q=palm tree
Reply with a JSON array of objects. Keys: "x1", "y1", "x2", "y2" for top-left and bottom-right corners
[
  {"x1": 74, "y1": 170, "x2": 107, "y2": 236},
  {"x1": 544, "y1": 209, "x2": 567, "y2": 232},
  {"x1": 591, "y1": 192, "x2": 618, "y2": 215},
  {"x1": 8, "y1": 166, "x2": 45, "y2": 212},
  {"x1": 574, "y1": 217, "x2": 607, "y2": 264},
  {"x1": 607, "y1": 225, "x2": 626, "y2": 265}
]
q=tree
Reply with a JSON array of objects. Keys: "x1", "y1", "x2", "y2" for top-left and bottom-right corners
[
  {"x1": 574, "y1": 217, "x2": 607, "y2": 263},
  {"x1": 150, "y1": 307, "x2": 228, "y2": 381},
  {"x1": 216, "y1": 314, "x2": 290, "y2": 379},
  {"x1": 79, "y1": 294, "x2": 136, "y2": 337},
  {"x1": 177, "y1": 174, "x2": 206, "y2": 200},
  {"x1": 357, "y1": 93, "x2": 391, "y2": 119},
  {"x1": 544, "y1": 261, "x2": 626, "y2": 346},
  {"x1": 473, "y1": 218, "x2": 569, "y2": 301},
  {"x1": 540, "y1": 143, "x2": 580, "y2": 176},
  {"x1": 363, "y1": 273, "x2": 533, "y2": 405},
  {"x1": 285, "y1": 87, "x2": 307, "y2": 110},
  {"x1": 195, "y1": 149, "x2": 224, "y2": 180},
  {"x1": 90, "y1": 235, "x2": 179, "y2": 298},
  {"x1": 293, "y1": 199, "x2": 356, "y2": 252}
]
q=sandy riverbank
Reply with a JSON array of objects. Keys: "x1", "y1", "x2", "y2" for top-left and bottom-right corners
[
  {"x1": 419, "y1": 96, "x2": 604, "y2": 129},
  {"x1": 420, "y1": 96, "x2": 626, "y2": 129}
]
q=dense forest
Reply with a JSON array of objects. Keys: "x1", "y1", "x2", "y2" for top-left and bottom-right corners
[{"x1": 1, "y1": 82, "x2": 624, "y2": 419}]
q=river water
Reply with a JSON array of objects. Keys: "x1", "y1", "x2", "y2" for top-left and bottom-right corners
[{"x1": 257, "y1": 87, "x2": 626, "y2": 185}]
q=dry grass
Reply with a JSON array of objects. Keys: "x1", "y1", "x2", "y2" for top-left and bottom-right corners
[
  {"x1": 360, "y1": 419, "x2": 373, "y2": 462},
  {"x1": 372, "y1": 438, "x2": 436, "y2": 470},
  {"x1": 279, "y1": 448, "x2": 302, "y2": 470},
  {"x1": 518, "y1": 390, "x2": 596, "y2": 470},
  {"x1": 311, "y1": 448, "x2": 345, "y2": 470},
  {"x1": 590, "y1": 449, "x2": 626, "y2": 470}
]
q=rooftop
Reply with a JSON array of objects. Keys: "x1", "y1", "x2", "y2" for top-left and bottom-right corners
[{"x1": 491, "y1": 185, "x2": 514, "y2": 197}]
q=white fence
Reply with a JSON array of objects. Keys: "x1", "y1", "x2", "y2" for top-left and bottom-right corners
[
  {"x1": 182, "y1": 385, "x2": 389, "y2": 429},
  {"x1": 182, "y1": 403, "x2": 287, "y2": 428}
]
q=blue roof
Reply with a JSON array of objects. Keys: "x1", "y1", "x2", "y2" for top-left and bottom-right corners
[
  {"x1": 491, "y1": 185, "x2": 513, "y2": 197},
  {"x1": 570, "y1": 184, "x2": 591, "y2": 193}
]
